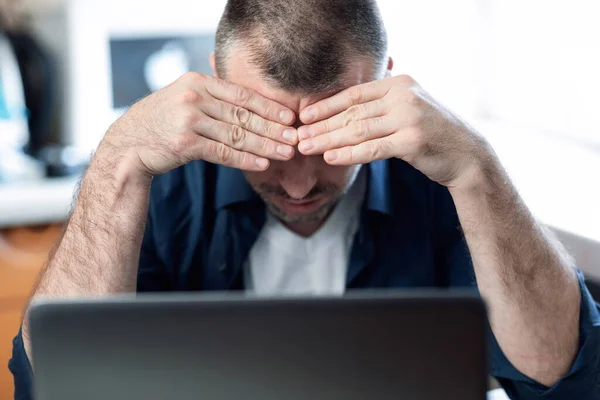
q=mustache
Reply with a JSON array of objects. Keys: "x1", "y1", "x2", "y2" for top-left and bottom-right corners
[{"x1": 256, "y1": 182, "x2": 340, "y2": 201}]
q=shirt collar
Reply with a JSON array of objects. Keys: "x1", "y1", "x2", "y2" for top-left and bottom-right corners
[{"x1": 214, "y1": 160, "x2": 395, "y2": 216}]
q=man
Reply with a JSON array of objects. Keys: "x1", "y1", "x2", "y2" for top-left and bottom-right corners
[{"x1": 9, "y1": 0, "x2": 600, "y2": 398}]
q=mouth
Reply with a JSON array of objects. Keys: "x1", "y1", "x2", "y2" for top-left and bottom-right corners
[{"x1": 269, "y1": 196, "x2": 328, "y2": 216}]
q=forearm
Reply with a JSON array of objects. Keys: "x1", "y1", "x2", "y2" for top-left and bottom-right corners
[
  {"x1": 450, "y1": 157, "x2": 580, "y2": 387},
  {"x1": 22, "y1": 135, "x2": 152, "y2": 358}
]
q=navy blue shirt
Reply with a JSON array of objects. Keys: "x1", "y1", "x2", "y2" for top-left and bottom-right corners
[{"x1": 9, "y1": 159, "x2": 600, "y2": 399}]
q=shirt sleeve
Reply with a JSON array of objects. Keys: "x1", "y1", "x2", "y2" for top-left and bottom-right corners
[
  {"x1": 8, "y1": 329, "x2": 33, "y2": 400},
  {"x1": 491, "y1": 270, "x2": 600, "y2": 399}
]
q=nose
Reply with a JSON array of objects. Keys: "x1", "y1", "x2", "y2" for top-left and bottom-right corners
[{"x1": 278, "y1": 151, "x2": 318, "y2": 200}]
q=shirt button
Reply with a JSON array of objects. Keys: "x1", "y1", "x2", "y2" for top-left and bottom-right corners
[{"x1": 218, "y1": 262, "x2": 228, "y2": 272}]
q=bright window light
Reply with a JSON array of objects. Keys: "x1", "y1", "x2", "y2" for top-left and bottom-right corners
[{"x1": 378, "y1": 0, "x2": 600, "y2": 146}]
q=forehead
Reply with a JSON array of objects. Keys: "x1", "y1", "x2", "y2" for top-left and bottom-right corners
[{"x1": 223, "y1": 48, "x2": 377, "y2": 114}]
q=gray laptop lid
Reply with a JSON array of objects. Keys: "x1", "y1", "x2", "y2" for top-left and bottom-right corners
[{"x1": 29, "y1": 291, "x2": 488, "y2": 400}]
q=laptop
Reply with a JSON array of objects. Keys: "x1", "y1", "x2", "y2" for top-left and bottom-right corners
[{"x1": 28, "y1": 291, "x2": 488, "y2": 400}]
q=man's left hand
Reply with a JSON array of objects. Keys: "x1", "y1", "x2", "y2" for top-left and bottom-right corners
[
  {"x1": 299, "y1": 75, "x2": 584, "y2": 388},
  {"x1": 297, "y1": 75, "x2": 493, "y2": 190}
]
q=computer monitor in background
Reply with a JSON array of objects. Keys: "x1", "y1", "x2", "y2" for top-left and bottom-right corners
[{"x1": 29, "y1": 0, "x2": 226, "y2": 155}]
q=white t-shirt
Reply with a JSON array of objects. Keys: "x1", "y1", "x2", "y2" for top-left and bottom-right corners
[{"x1": 245, "y1": 168, "x2": 366, "y2": 295}]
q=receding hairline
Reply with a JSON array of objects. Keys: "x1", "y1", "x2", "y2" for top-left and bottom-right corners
[
  {"x1": 215, "y1": 33, "x2": 383, "y2": 94},
  {"x1": 214, "y1": 0, "x2": 388, "y2": 94}
]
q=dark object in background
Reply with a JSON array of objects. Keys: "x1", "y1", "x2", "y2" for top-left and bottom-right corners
[
  {"x1": 5, "y1": 30, "x2": 54, "y2": 156},
  {"x1": 109, "y1": 35, "x2": 214, "y2": 109},
  {"x1": 6, "y1": 30, "x2": 88, "y2": 177},
  {"x1": 0, "y1": 24, "x2": 42, "y2": 183},
  {"x1": 38, "y1": 144, "x2": 88, "y2": 177}
]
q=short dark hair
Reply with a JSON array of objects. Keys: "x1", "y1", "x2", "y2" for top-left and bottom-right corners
[{"x1": 214, "y1": 0, "x2": 388, "y2": 94}]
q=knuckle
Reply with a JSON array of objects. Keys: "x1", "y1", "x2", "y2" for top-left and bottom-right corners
[
  {"x1": 216, "y1": 143, "x2": 233, "y2": 164},
  {"x1": 346, "y1": 147, "x2": 361, "y2": 164},
  {"x1": 178, "y1": 107, "x2": 200, "y2": 130},
  {"x1": 347, "y1": 87, "x2": 364, "y2": 105},
  {"x1": 172, "y1": 133, "x2": 194, "y2": 154},
  {"x1": 178, "y1": 89, "x2": 201, "y2": 105},
  {"x1": 238, "y1": 152, "x2": 250, "y2": 169},
  {"x1": 263, "y1": 121, "x2": 276, "y2": 138},
  {"x1": 260, "y1": 138, "x2": 272, "y2": 153},
  {"x1": 371, "y1": 116, "x2": 385, "y2": 129},
  {"x1": 322, "y1": 119, "x2": 331, "y2": 134},
  {"x1": 397, "y1": 74, "x2": 416, "y2": 85},
  {"x1": 352, "y1": 120, "x2": 367, "y2": 138},
  {"x1": 368, "y1": 142, "x2": 382, "y2": 160},
  {"x1": 227, "y1": 104, "x2": 237, "y2": 122},
  {"x1": 234, "y1": 86, "x2": 250, "y2": 104},
  {"x1": 344, "y1": 105, "x2": 362, "y2": 126},
  {"x1": 347, "y1": 148, "x2": 355, "y2": 164},
  {"x1": 230, "y1": 125, "x2": 247, "y2": 147},
  {"x1": 261, "y1": 102, "x2": 275, "y2": 120},
  {"x1": 234, "y1": 106, "x2": 251, "y2": 127}
]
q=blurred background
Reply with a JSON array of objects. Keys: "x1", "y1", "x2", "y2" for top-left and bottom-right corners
[{"x1": 0, "y1": 0, "x2": 599, "y2": 397}]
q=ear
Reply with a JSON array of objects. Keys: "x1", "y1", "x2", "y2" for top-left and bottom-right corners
[
  {"x1": 385, "y1": 57, "x2": 394, "y2": 78},
  {"x1": 209, "y1": 52, "x2": 218, "y2": 77}
]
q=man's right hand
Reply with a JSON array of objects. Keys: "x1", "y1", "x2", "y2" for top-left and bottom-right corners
[{"x1": 105, "y1": 72, "x2": 298, "y2": 176}]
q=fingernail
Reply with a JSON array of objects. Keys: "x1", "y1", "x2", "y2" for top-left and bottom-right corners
[
  {"x1": 301, "y1": 107, "x2": 316, "y2": 122},
  {"x1": 255, "y1": 158, "x2": 269, "y2": 169},
  {"x1": 277, "y1": 145, "x2": 293, "y2": 158},
  {"x1": 297, "y1": 126, "x2": 312, "y2": 140},
  {"x1": 299, "y1": 140, "x2": 314, "y2": 153},
  {"x1": 282, "y1": 129, "x2": 297, "y2": 143},
  {"x1": 325, "y1": 150, "x2": 337, "y2": 162},
  {"x1": 279, "y1": 110, "x2": 294, "y2": 124}
]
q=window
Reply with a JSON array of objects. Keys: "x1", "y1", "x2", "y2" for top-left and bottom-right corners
[{"x1": 379, "y1": 0, "x2": 600, "y2": 146}]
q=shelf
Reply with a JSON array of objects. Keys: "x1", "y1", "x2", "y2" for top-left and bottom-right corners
[{"x1": 0, "y1": 177, "x2": 79, "y2": 228}]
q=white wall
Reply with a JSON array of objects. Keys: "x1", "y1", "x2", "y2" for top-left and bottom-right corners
[
  {"x1": 378, "y1": 0, "x2": 483, "y2": 120},
  {"x1": 483, "y1": 0, "x2": 600, "y2": 144}
]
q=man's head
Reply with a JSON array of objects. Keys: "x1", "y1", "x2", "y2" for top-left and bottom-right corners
[{"x1": 211, "y1": 0, "x2": 390, "y2": 232}]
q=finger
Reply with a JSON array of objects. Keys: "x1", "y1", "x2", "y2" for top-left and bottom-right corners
[
  {"x1": 202, "y1": 99, "x2": 298, "y2": 145},
  {"x1": 298, "y1": 98, "x2": 389, "y2": 140},
  {"x1": 176, "y1": 133, "x2": 270, "y2": 171},
  {"x1": 322, "y1": 138, "x2": 395, "y2": 166},
  {"x1": 298, "y1": 116, "x2": 396, "y2": 155},
  {"x1": 299, "y1": 81, "x2": 389, "y2": 124},
  {"x1": 196, "y1": 115, "x2": 295, "y2": 161},
  {"x1": 205, "y1": 77, "x2": 296, "y2": 125}
]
